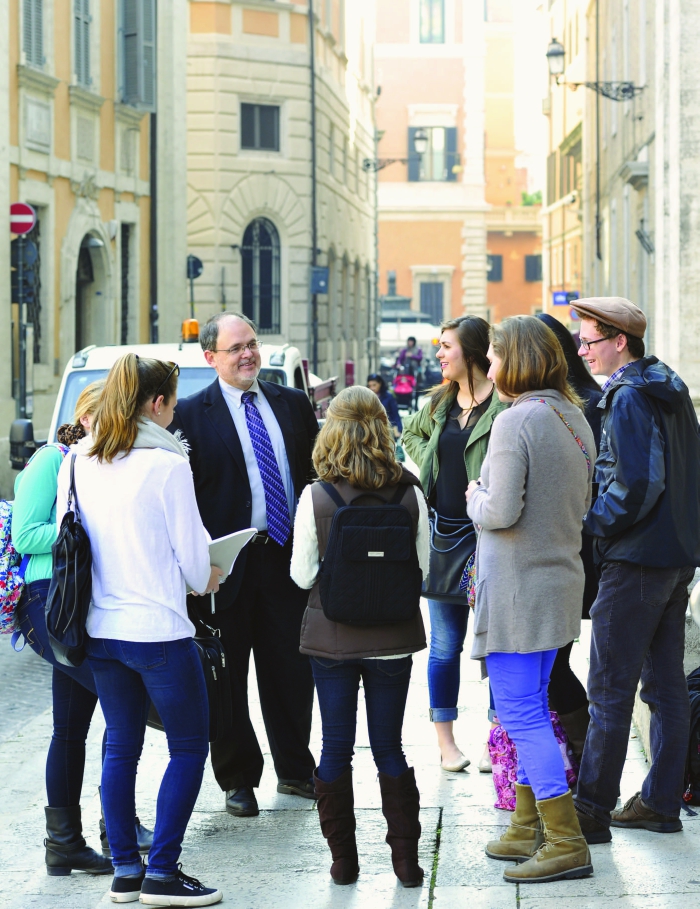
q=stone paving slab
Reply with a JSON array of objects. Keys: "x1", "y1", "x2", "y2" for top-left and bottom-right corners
[{"x1": 2, "y1": 615, "x2": 700, "y2": 907}]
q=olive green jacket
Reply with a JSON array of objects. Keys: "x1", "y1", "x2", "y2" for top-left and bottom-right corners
[{"x1": 402, "y1": 391, "x2": 508, "y2": 498}]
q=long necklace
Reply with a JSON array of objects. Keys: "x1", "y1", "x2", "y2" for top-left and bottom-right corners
[{"x1": 458, "y1": 383, "x2": 494, "y2": 414}]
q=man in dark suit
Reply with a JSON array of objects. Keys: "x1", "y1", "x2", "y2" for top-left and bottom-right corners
[{"x1": 170, "y1": 311, "x2": 319, "y2": 817}]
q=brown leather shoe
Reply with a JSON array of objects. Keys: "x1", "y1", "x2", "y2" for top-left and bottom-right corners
[
  {"x1": 575, "y1": 807, "x2": 612, "y2": 844},
  {"x1": 610, "y1": 793, "x2": 682, "y2": 833}
]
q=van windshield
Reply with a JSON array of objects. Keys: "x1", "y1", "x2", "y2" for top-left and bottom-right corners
[
  {"x1": 52, "y1": 367, "x2": 217, "y2": 436},
  {"x1": 52, "y1": 365, "x2": 288, "y2": 439}
]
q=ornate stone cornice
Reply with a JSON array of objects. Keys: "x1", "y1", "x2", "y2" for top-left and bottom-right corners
[
  {"x1": 69, "y1": 85, "x2": 106, "y2": 113},
  {"x1": 114, "y1": 103, "x2": 148, "y2": 129},
  {"x1": 70, "y1": 173, "x2": 100, "y2": 200},
  {"x1": 17, "y1": 64, "x2": 61, "y2": 97}
]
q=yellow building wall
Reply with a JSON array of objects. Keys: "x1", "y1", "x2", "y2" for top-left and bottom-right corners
[
  {"x1": 191, "y1": 2, "x2": 232, "y2": 34},
  {"x1": 10, "y1": 0, "x2": 19, "y2": 146}
]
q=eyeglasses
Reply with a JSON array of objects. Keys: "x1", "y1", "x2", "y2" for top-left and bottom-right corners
[
  {"x1": 152, "y1": 362, "x2": 180, "y2": 402},
  {"x1": 579, "y1": 337, "x2": 610, "y2": 353},
  {"x1": 213, "y1": 340, "x2": 262, "y2": 356}
]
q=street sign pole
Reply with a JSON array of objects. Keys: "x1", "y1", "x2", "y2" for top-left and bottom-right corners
[{"x1": 17, "y1": 234, "x2": 26, "y2": 420}]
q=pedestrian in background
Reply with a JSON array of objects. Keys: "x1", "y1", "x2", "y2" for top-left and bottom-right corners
[
  {"x1": 170, "y1": 312, "x2": 319, "y2": 819},
  {"x1": 536, "y1": 313, "x2": 603, "y2": 761},
  {"x1": 396, "y1": 335, "x2": 423, "y2": 373},
  {"x1": 60, "y1": 354, "x2": 224, "y2": 906},
  {"x1": 571, "y1": 297, "x2": 700, "y2": 845},
  {"x1": 402, "y1": 316, "x2": 507, "y2": 773},
  {"x1": 13, "y1": 381, "x2": 153, "y2": 878},
  {"x1": 467, "y1": 316, "x2": 595, "y2": 884},
  {"x1": 367, "y1": 372, "x2": 404, "y2": 461},
  {"x1": 291, "y1": 386, "x2": 429, "y2": 888}
]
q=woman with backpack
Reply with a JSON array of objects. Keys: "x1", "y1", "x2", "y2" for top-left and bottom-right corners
[
  {"x1": 402, "y1": 316, "x2": 508, "y2": 773},
  {"x1": 290, "y1": 385, "x2": 429, "y2": 888},
  {"x1": 466, "y1": 316, "x2": 596, "y2": 884},
  {"x1": 56, "y1": 354, "x2": 224, "y2": 906},
  {"x1": 11, "y1": 381, "x2": 148, "y2": 879}
]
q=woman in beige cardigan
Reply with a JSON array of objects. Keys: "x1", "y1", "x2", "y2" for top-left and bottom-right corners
[{"x1": 466, "y1": 317, "x2": 596, "y2": 885}]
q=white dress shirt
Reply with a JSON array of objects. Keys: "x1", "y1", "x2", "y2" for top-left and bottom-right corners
[{"x1": 218, "y1": 377, "x2": 296, "y2": 531}]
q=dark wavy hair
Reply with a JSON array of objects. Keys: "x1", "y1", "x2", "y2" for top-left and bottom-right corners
[{"x1": 429, "y1": 316, "x2": 491, "y2": 414}]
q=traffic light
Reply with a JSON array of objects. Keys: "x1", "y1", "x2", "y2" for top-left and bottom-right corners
[{"x1": 10, "y1": 238, "x2": 39, "y2": 306}]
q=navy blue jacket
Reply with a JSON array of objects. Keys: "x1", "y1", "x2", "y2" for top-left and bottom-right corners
[
  {"x1": 584, "y1": 356, "x2": 700, "y2": 568},
  {"x1": 170, "y1": 379, "x2": 319, "y2": 610},
  {"x1": 379, "y1": 390, "x2": 402, "y2": 433}
]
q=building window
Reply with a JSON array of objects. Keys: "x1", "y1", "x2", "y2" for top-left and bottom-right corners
[
  {"x1": 23, "y1": 0, "x2": 44, "y2": 67},
  {"x1": 525, "y1": 254, "x2": 543, "y2": 282},
  {"x1": 121, "y1": 0, "x2": 156, "y2": 110},
  {"x1": 387, "y1": 271, "x2": 397, "y2": 296},
  {"x1": 408, "y1": 127, "x2": 458, "y2": 182},
  {"x1": 241, "y1": 103, "x2": 280, "y2": 152},
  {"x1": 420, "y1": 0, "x2": 444, "y2": 44},
  {"x1": 75, "y1": 0, "x2": 91, "y2": 86},
  {"x1": 487, "y1": 254, "x2": 503, "y2": 282},
  {"x1": 420, "y1": 282, "x2": 444, "y2": 324},
  {"x1": 241, "y1": 218, "x2": 281, "y2": 335}
]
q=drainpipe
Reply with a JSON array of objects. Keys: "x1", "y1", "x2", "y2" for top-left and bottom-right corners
[
  {"x1": 149, "y1": 111, "x2": 159, "y2": 342},
  {"x1": 309, "y1": 0, "x2": 319, "y2": 373}
]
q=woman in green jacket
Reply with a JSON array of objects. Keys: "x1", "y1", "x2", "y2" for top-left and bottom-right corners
[
  {"x1": 402, "y1": 316, "x2": 507, "y2": 772},
  {"x1": 13, "y1": 381, "x2": 152, "y2": 877}
]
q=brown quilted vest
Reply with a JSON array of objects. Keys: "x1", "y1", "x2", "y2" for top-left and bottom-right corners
[{"x1": 299, "y1": 472, "x2": 427, "y2": 659}]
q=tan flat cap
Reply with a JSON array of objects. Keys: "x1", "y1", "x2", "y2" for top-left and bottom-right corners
[{"x1": 571, "y1": 296, "x2": 647, "y2": 338}]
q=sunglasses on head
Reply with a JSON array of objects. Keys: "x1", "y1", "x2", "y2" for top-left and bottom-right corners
[{"x1": 152, "y1": 362, "x2": 180, "y2": 402}]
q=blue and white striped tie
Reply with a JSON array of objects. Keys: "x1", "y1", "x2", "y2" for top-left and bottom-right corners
[{"x1": 242, "y1": 391, "x2": 291, "y2": 546}]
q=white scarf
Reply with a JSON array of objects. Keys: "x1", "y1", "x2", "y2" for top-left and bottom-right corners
[{"x1": 132, "y1": 419, "x2": 190, "y2": 460}]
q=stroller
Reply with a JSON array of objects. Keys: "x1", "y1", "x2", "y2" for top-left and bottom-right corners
[{"x1": 392, "y1": 365, "x2": 418, "y2": 412}]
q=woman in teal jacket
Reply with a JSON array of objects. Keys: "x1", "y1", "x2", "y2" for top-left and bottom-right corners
[
  {"x1": 13, "y1": 382, "x2": 152, "y2": 876},
  {"x1": 403, "y1": 316, "x2": 507, "y2": 772}
]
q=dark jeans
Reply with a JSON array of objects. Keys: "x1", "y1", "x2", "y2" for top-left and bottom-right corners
[
  {"x1": 208, "y1": 539, "x2": 315, "y2": 790},
  {"x1": 576, "y1": 561, "x2": 695, "y2": 822},
  {"x1": 548, "y1": 640, "x2": 588, "y2": 716},
  {"x1": 311, "y1": 655, "x2": 413, "y2": 783},
  {"x1": 427, "y1": 599, "x2": 469, "y2": 722},
  {"x1": 16, "y1": 580, "x2": 101, "y2": 807},
  {"x1": 86, "y1": 636, "x2": 209, "y2": 876}
]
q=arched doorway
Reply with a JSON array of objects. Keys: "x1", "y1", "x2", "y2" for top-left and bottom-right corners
[
  {"x1": 75, "y1": 233, "x2": 109, "y2": 350},
  {"x1": 241, "y1": 218, "x2": 280, "y2": 334}
]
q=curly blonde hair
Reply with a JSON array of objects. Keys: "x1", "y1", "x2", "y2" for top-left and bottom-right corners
[{"x1": 313, "y1": 386, "x2": 403, "y2": 490}]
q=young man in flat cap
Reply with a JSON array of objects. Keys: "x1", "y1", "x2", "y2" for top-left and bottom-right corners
[{"x1": 570, "y1": 296, "x2": 700, "y2": 843}]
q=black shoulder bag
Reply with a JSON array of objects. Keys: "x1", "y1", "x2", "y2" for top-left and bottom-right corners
[{"x1": 46, "y1": 454, "x2": 93, "y2": 668}]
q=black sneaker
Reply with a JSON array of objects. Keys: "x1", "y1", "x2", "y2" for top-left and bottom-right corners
[
  {"x1": 110, "y1": 866, "x2": 146, "y2": 903},
  {"x1": 139, "y1": 865, "x2": 223, "y2": 907}
]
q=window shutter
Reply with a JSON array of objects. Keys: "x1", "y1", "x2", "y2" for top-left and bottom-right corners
[
  {"x1": 75, "y1": 0, "x2": 91, "y2": 86},
  {"x1": 445, "y1": 127, "x2": 458, "y2": 182},
  {"x1": 487, "y1": 254, "x2": 503, "y2": 282},
  {"x1": 122, "y1": 0, "x2": 156, "y2": 110},
  {"x1": 408, "y1": 127, "x2": 420, "y2": 182},
  {"x1": 141, "y1": 0, "x2": 156, "y2": 110},
  {"x1": 525, "y1": 255, "x2": 542, "y2": 282},
  {"x1": 24, "y1": 0, "x2": 44, "y2": 66}
]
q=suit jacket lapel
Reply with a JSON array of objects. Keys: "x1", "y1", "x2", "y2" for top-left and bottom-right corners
[
  {"x1": 203, "y1": 380, "x2": 248, "y2": 481},
  {"x1": 259, "y1": 381, "x2": 297, "y2": 478}
]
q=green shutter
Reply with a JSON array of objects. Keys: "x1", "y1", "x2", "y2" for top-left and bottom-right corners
[
  {"x1": 445, "y1": 127, "x2": 458, "y2": 182},
  {"x1": 121, "y1": 0, "x2": 156, "y2": 111}
]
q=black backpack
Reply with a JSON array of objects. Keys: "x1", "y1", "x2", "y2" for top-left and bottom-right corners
[
  {"x1": 684, "y1": 667, "x2": 700, "y2": 805},
  {"x1": 317, "y1": 481, "x2": 423, "y2": 626}
]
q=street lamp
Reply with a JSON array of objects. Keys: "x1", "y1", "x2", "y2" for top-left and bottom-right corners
[
  {"x1": 363, "y1": 128, "x2": 430, "y2": 173},
  {"x1": 545, "y1": 37, "x2": 644, "y2": 102}
]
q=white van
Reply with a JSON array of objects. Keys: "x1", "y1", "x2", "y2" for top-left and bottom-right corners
[{"x1": 10, "y1": 333, "x2": 336, "y2": 467}]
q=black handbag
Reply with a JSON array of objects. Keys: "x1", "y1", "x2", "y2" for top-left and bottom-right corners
[
  {"x1": 421, "y1": 510, "x2": 477, "y2": 603},
  {"x1": 146, "y1": 619, "x2": 233, "y2": 743},
  {"x1": 46, "y1": 454, "x2": 92, "y2": 668}
]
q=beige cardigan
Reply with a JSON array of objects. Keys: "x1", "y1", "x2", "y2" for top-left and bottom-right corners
[{"x1": 467, "y1": 389, "x2": 596, "y2": 660}]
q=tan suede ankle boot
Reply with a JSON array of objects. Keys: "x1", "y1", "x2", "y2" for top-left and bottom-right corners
[
  {"x1": 503, "y1": 790, "x2": 593, "y2": 884},
  {"x1": 486, "y1": 783, "x2": 542, "y2": 862}
]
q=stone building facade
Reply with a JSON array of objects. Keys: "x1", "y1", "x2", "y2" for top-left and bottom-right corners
[{"x1": 186, "y1": 0, "x2": 377, "y2": 383}]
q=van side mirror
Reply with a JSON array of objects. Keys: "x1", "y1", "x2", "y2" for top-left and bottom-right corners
[{"x1": 10, "y1": 419, "x2": 36, "y2": 471}]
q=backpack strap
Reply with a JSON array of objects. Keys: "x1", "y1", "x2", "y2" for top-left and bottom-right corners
[
  {"x1": 319, "y1": 481, "x2": 346, "y2": 510},
  {"x1": 388, "y1": 484, "x2": 407, "y2": 505}
]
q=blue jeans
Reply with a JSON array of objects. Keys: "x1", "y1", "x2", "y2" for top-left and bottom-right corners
[
  {"x1": 15, "y1": 580, "x2": 102, "y2": 807},
  {"x1": 311, "y1": 656, "x2": 412, "y2": 782},
  {"x1": 487, "y1": 649, "x2": 568, "y2": 801},
  {"x1": 86, "y1": 637, "x2": 209, "y2": 878},
  {"x1": 576, "y1": 562, "x2": 695, "y2": 822},
  {"x1": 427, "y1": 599, "x2": 469, "y2": 722}
]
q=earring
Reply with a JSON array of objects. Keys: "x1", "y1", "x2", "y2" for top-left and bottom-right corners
[{"x1": 157, "y1": 411, "x2": 161, "y2": 415}]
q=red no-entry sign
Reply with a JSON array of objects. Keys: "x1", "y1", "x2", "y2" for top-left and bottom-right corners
[{"x1": 10, "y1": 202, "x2": 37, "y2": 235}]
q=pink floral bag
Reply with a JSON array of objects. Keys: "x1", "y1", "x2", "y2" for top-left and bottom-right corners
[{"x1": 488, "y1": 711, "x2": 579, "y2": 811}]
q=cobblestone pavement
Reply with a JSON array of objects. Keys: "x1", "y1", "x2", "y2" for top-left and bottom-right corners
[{"x1": 1, "y1": 616, "x2": 699, "y2": 909}]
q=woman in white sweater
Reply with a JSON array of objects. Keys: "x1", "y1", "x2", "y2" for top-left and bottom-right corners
[
  {"x1": 57, "y1": 354, "x2": 223, "y2": 907},
  {"x1": 291, "y1": 386, "x2": 429, "y2": 889}
]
